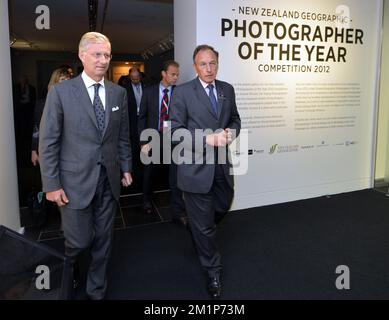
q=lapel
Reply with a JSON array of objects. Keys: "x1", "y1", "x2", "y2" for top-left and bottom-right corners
[
  {"x1": 152, "y1": 85, "x2": 160, "y2": 128},
  {"x1": 167, "y1": 85, "x2": 175, "y2": 121},
  {"x1": 193, "y1": 78, "x2": 218, "y2": 119},
  {"x1": 103, "y1": 79, "x2": 113, "y2": 138},
  {"x1": 127, "y1": 84, "x2": 136, "y2": 100},
  {"x1": 215, "y1": 80, "x2": 225, "y2": 119},
  {"x1": 71, "y1": 76, "x2": 99, "y2": 131},
  {"x1": 128, "y1": 83, "x2": 142, "y2": 114}
]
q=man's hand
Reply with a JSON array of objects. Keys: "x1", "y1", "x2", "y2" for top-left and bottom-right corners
[
  {"x1": 121, "y1": 172, "x2": 133, "y2": 187},
  {"x1": 224, "y1": 128, "x2": 234, "y2": 143},
  {"x1": 46, "y1": 189, "x2": 69, "y2": 206},
  {"x1": 31, "y1": 151, "x2": 39, "y2": 166},
  {"x1": 205, "y1": 129, "x2": 233, "y2": 147},
  {"x1": 140, "y1": 144, "x2": 151, "y2": 155}
]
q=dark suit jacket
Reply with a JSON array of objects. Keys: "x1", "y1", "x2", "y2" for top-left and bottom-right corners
[
  {"x1": 31, "y1": 98, "x2": 45, "y2": 151},
  {"x1": 169, "y1": 77, "x2": 241, "y2": 194},
  {"x1": 13, "y1": 83, "x2": 36, "y2": 107},
  {"x1": 126, "y1": 83, "x2": 145, "y2": 144},
  {"x1": 39, "y1": 75, "x2": 132, "y2": 209}
]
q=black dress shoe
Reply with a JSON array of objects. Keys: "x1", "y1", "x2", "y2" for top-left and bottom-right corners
[
  {"x1": 208, "y1": 275, "x2": 221, "y2": 299},
  {"x1": 172, "y1": 216, "x2": 188, "y2": 228},
  {"x1": 143, "y1": 202, "x2": 153, "y2": 214},
  {"x1": 215, "y1": 211, "x2": 227, "y2": 224},
  {"x1": 73, "y1": 279, "x2": 79, "y2": 289}
]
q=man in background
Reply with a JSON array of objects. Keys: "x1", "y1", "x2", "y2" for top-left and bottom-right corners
[
  {"x1": 119, "y1": 67, "x2": 144, "y2": 188},
  {"x1": 13, "y1": 75, "x2": 36, "y2": 167},
  {"x1": 138, "y1": 60, "x2": 186, "y2": 224}
]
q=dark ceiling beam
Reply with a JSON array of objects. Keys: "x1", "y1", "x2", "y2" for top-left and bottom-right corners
[
  {"x1": 88, "y1": 0, "x2": 98, "y2": 31},
  {"x1": 100, "y1": 0, "x2": 109, "y2": 33}
]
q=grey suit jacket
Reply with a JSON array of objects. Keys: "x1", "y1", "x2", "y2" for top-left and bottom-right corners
[
  {"x1": 39, "y1": 75, "x2": 132, "y2": 209},
  {"x1": 169, "y1": 77, "x2": 241, "y2": 194}
]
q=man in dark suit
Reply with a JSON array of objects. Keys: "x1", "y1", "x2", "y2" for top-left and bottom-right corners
[
  {"x1": 13, "y1": 75, "x2": 36, "y2": 167},
  {"x1": 169, "y1": 45, "x2": 241, "y2": 299},
  {"x1": 120, "y1": 68, "x2": 144, "y2": 187},
  {"x1": 138, "y1": 61, "x2": 186, "y2": 224},
  {"x1": 39, "y1": 32, "x2": 132, "y2": 300}
]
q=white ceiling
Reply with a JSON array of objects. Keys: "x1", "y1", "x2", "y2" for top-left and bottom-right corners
[{"x1": 9, "y1": 0, "x2": 174, "y2": 54}]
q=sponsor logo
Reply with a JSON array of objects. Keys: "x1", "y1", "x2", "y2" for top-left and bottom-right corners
[
  {"x1": 269, "y1": 144, "x2": 278, "y2": 154},
  {"x1": 277, "y1": 145, "x2": 299, "y2": 153},
  {"x1": 301, "y1": 145, "x2": 314, "y2": 150},
  {"x1": 269, "y1": 144, "x2": 299, "y2": 154},
  {"x1": 317, "y1": 140, "x2": 329, "y2": 147},
  {"x1": 247, "y1": 149, "x2": 265, "y2": 155},
  {"x1": 254, "y1": 149, "x2": 265, "y2": 154}
]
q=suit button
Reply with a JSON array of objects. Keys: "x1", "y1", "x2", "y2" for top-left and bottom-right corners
[{"x1": 97, "y1": 162, "x2": 101, "y2": 165}]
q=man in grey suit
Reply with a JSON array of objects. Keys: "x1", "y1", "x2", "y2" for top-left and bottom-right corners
[
  {"x1": 169, "y1": 45, "x2": 241, "y2": 299},
  {"x1": 39, "y1": 32, "x2": 132, "y2": 300}
]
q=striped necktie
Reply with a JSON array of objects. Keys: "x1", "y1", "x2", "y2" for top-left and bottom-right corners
[{"x1": 160, "y1": 88, "x2": 169, "y2": 131}]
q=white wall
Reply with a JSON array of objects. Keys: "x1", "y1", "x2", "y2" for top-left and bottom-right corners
[
  {"x1": 0, "y1": 0, "x2": 21, "y2": 231},
  {"x1": 174, "y1": 0, "x2": 197, "y2": 83},
  {"x1": 375, "y1": 0, "x2": 389, "y2": 183},
  {"x1": 175, "y1": 0, "x2": 383, "y2": 210}
]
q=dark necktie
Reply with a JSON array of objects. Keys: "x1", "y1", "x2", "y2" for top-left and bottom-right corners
[
  {"x1": 93, "y1": 83, "x2": 105, "y2": 134},
  {"x1": 207, "y1": 84, "x2": 218, "y2": 116},
  {"x1": 160, "y1": 88, "x2": 169, "y2": 132}
]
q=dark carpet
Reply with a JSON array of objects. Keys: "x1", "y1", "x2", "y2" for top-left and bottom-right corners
[{"x1": 43, "y1": 189, "x2": 389, "y2": 299}]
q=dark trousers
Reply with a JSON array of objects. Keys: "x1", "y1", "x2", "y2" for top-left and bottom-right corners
[
  {"x1": 142, "y1": 137, "x2": 185, "y2": 218},
  {"x1": 169, "y1": 162, "x2": 186, "y2": 219},
  {"x1": 60, "y1": 166, "x2": 116, "y2": 300},
  {"x1": 142, "y1": 161, "x2": 167, "y2": 200},
  {"x1": 142, "y1": 135, "x2": 164, "y2": 202},
  {"x1": 183, "y1": 164, "x2": 234, "y2": 277},
  {"x1": 131, "y1": 140, "x2": 142, "y2": 187}
]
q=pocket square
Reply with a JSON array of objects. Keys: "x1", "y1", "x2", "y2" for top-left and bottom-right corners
[{"x1": 112, "y1": 106, "x2": 119, "y2": 112}]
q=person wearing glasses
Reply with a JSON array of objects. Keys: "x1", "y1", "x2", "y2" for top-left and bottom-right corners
[
  {"x1": 169, "y1": 45, "x2": 241, "y2": 299},
  {"x1": 39, "y1": 32, "x2": 132, "y2": 300}
]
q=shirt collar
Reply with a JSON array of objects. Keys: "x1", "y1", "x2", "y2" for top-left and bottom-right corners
[
  {"x1": 198, "y1": 77, "x2": 216, "y2": 90},
  {"x1": 160, "y1": 82, "x2": 172, "y2": 92},
  {"x1": 81, "y1": 71, "x2": 105, "y2": 88}
]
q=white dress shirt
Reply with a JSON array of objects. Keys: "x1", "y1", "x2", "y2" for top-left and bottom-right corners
[
  {"x1": 81, "y1": 71, "x2": 106, "y2": 110},
  {"x1": 198, "y1": 77, "x2": 218, "y2": 102}
]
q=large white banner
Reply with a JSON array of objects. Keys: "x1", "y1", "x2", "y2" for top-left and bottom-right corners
[{"x1": 175, "y1": 0, "x2": 383, "y2": 210}]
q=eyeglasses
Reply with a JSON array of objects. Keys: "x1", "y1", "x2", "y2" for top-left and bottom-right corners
[{"x1": 90, "y1": 52, "x2": 112, "y2": 60}]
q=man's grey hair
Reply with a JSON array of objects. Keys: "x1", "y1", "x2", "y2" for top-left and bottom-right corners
[
  {"x1": 79, "y1": 32, "x2": 111, "y2": 53},
  {"x1": 193, "y1": 44, "x2": 219, "y2": 63}
]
